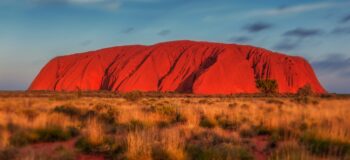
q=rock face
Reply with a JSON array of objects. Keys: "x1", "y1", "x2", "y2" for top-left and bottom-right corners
[{"x1": 29, "y1": 40, "x2": 326, "y2": 94}]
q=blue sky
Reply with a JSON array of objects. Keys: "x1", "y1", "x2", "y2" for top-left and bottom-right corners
[{"x1": 0, "y1": 0, "x2": 350, "y2": 93}]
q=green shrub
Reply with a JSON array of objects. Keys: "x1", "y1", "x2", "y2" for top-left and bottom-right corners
[
  {"x1": 199, "y1": 116, "x2": 216, "y2": 128},
  {"x1": 186, "y1": 132, "x2": 253, "y2": 160},
  {"x1": 53, "y1": 104, "x2": 81, "y2": 117},
  {"x1": 300, "y1": 132, "x2": 350, "y2": 156},
  {"x1": 10, "y1": 129, "x2": 38, "y2": 146},
  {"x1": 35, "y1": 126, "x2": 77, "y2": 142},
  {"x1": 254, "y1": 125, "x2": 272, "y2": 136},
  {"x1": 215, "y1": 115, "x2": 239, "y2": 130},
  {"x1": 98, "y1": 110, "x2": 116, "y2": 125},
  {"x1": 75, "y1": 136, "x2": 126, "y2": 158},
  {"x1": 297, "y1": 84, "x2": 313, "y2": 96},
  {"x1": 10, "y1": 126, "x2": 78, "y2": 146},
  {"x1": 256, "y1": 79, "x2": 278, "y2": 94}
]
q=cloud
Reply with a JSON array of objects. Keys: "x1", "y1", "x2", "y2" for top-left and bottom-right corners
[
  {"x1": 29, "y1": 0, "x2": 121, "y2": 10},
  {"x1": 158, "y1": 29, "x2": 171, "y2": 36},
  {"x1": 121, "y1": 27, "x2": 135, "y2": 34},
  {"x1": 312, "y1": 54, "x2": 350, "y2": 72},
  {"x1": 283, "y1": 28, "x2": 323, "y2": 38},
  {"x1": 228, "y1": 36, "x2": 251, "y2": 43},
  {"x1": 243, "y1": 22, "x2": 272, "y2": 33},
  {"x1": 249, "y1": 2, "x2": 350, "y2": 17},
  {"x1": 274, "y1": 28, "x2": 323, "y2": 51},
  {"x1": 274, "y1": 39, "x2": 300, "y2": 51},
  {"x1": 331, "y1": 26, "x2": 350, "y2": 34},
  {"x1": 340, "y1": 14, "x2": 350, "y2": 23},
  {"x1": 311, "y1": 54, "x2": 350, "y2": 93}
]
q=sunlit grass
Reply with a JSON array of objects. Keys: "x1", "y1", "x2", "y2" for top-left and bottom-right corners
[{"x1": 0, "y1": 93, "x2": 349, "y2": 159}]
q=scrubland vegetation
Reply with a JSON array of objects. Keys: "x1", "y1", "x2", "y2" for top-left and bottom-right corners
[{"x1": 0, "y1": 92, "x2": 350, "y2": 160}]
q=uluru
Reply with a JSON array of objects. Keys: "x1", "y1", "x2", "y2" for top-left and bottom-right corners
[{"x1": 29, "y1": 40, "x2": 326, "y2": 94}]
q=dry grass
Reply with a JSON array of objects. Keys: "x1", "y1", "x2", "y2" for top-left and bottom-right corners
[{"x1": 0, "y1": 93, "x2": 350, "y2": 160}]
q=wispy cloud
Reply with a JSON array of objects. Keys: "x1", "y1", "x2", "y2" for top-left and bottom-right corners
[
  {"x1": 332, "y1": 26, "x2": 350, "y2": 34},
  {"x1": 312, "y1": 54, "x2": 350, "y2": 93},
  {"x1": 249, "y1": 2, "x2": 350, "y2": 17},
  {"x1": 228, "y1": 36, "x2": 251, "y2": 43},
  {"x1": 274, "y1": 28, "x2": 323, "y2": 51},
  {"x1": 121, "y1": 27, "x2": 135, "y2": 34},
  {"x1": 274, "y1": 38, "x2": 300, "y2": 51},
  {"x1": 29, "y1": 0, "x2": 121, "y2": 10},
  {"x1": 158, "y1": 29, "x2": 171, "y2": 36},
  {"x1": 243, "y1": 22, "x2": 272, "y2": 33},
  {"x1": 312, "y1": 54, "x2": 350, "y2": 72},
  {"x1": 340, "y1": 14, "x2": 350, "y2": 23},
  {"x1": 203, "y1": 1, "x2": 350, "y2": 22},
  {"x1": 283, "y1": 28, "x2": 323, "y2": 38}
]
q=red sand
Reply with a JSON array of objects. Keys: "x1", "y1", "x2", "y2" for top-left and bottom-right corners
[{"x1": 29, "y1": 40, "x2": 326, "y2": 94}]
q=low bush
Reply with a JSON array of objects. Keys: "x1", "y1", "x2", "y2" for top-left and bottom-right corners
[
  {"x1": 199, "y1": 116, "x2": 216, "y2": 129},
  {"x1": 297, "y1": 84, "x2": 313, "y2": 96},
  {"x1": 215, "y1": 114, "x2": 239, "y2": 130},
  {"x1": 35, "y1": 125, "x2": 78, "y2": 142},
  {"x1": 75, "y1": 136, "x2": 126, "y2": 158},
  {"x1": 254, "y1": 125, "x2": 272, "y2": 136},
  {"x1": 300, "y1": 132, "x2": 350, "y2": 156},
  {"x1": 256, "y1": 79, "x2": 278, "y2": 94},
  {"x1": 53, "y1": 104, "x2": 81, "y2": 117},
  {"x1": 123, "y1": 91, "x2": 143, "y2": 102},
  {"x1": 98, "y1": 110, "x2": 117, "y2": 125},
  {"x1": 186, "y1": 131, "x2": 253, "y2": 160},
  {"x1": 10, "y1": 126, "x2": 78, "y2": 146},
  {"x1": 10, "y1": 129, "x2": 38, "y2": 146}
]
